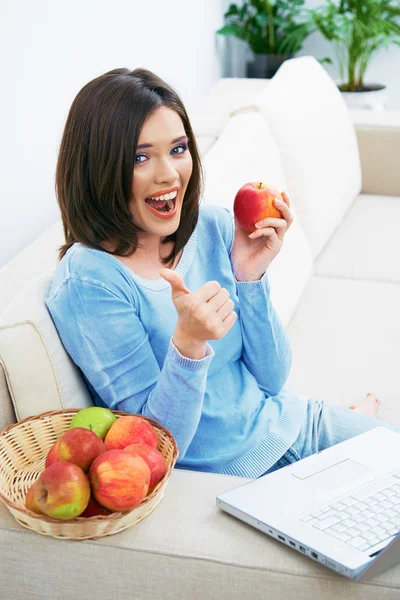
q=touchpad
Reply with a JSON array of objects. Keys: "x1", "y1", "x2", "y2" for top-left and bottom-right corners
[{"x1": 292, "y1": 459, "x2": 372, "y2": 492}]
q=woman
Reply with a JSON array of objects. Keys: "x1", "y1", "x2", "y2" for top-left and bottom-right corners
[{"x1": 46, "y1": 67, "x2": 396, "y2": 478}]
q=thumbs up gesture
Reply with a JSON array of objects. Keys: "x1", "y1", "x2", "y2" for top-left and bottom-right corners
[{"x1": 160, "y1": 268, "x2": 237, "y2": 359}]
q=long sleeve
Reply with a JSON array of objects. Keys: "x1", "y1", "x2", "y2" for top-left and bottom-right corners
[
  {"x1": 46, "y1": 278, "x2": 214, "y2": 458},
  {"x1": 235, "y1": 273, "x2": 292, "y2": 397}
]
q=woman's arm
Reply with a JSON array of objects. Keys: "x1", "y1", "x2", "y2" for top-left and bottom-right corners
[
  {"x1": 235, "y1": 274, "x2": 292, "y2": 396},
  {"x1": 228, "y1": 192, "x2": 294, "y2": 396},
  {"x1": 46, "y1": 278, "x2": 214, "y2": 458}
]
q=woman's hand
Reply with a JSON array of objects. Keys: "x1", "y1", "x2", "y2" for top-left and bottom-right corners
[
  {"x1": 160, "y1": 268, "x2": 237, "y2": 359},
  {"x1": 231, "y1": 192, "x2": 293, "y2": 282}
]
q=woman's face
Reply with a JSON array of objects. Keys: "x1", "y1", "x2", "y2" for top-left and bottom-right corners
[{"x1": 130, "y1": 106, "x2": 193, "y2": 242}]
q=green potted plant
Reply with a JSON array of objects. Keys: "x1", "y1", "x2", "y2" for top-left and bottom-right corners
[
  {"x1": 216, "y1": 0, "x2": 313, "y2": 79},
  {"x1": 309, "y1": 0, "x2": 400, "y2": 109}
]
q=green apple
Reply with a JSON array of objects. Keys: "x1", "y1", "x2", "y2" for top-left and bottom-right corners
[{"x1": 69, "y1": 407, "x2": 117, "y2": 440}]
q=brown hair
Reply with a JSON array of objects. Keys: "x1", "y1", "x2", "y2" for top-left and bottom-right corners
[{"x1": 55, "y1": 67, "x2": 204, "y2": 266}]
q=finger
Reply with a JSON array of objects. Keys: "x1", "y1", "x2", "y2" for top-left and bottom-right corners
[
  {"x1": 195, "y1": 280, "x2": 222, "y2": 303},
  {"x1": 273, "y1": 198, "x2": 293, "y2": 229},
  {"x1": 255, "y1": 217, "x2": 287, "y2": 230},
  {"x1": 217, "y1": 298, "x2": 235, "y2": 321},
  {"x1": 273, "y1": 198, "x2": 292, "y2": 221},
  {"x1": 207, "y1": 287, "x2": 230, "y2": 311},
  {"x1": 281, "y1": 191, "x2": 291, "y2": 207},
  {"x1": 249, "y1": 226, "x2": 279, "y2": 239},
  {"x1": 222, "y1": 311, "x2": 237, "y2": 330},
  {"x1": 159, "y1": 268, "x2": 190, "y2": 299}
]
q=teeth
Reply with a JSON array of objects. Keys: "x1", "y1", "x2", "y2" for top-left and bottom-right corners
[{"x1": 147, "y1": 190, "x2": 178, "y2": 201}]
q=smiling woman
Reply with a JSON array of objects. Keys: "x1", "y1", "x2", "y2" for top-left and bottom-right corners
[
  {"x1": 55, "y1": 67, "x2": 203, "y2": 268},
  {"x1": 129, "y1": 106, "x2": 193, "y2": 238},
  {"x1": 45, "y1": 65, "x2": 397, "y2": 485}
]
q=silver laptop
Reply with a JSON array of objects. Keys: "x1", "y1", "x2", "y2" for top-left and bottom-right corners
[{"x1": 216, "y1": 426, "x2": 400, "y2": 581}]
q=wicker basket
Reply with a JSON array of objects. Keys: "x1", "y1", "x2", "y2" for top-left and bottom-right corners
[{"x1": 0, "y1": 409, "x2": 179, "y2": 540}]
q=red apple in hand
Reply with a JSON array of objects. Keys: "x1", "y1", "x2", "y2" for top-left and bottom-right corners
[
  {"x1": 104, "y1": 415, "x2": 158, "y2": 451},
  {"x1": 124, "y1": 443, "x2": 167, "y2": 492},
  {"x1": 45, "y1": 427, "x2": 105, "y2": 472},
  {"x1": 29, "y1": 462, "x2": 90, "y2": 520},
  {"x1": 89, "y1": 449, "x2": 150, "y2": 512},
  {"x1": 233, "y1": 182, "x2": 283, "y2": 233}
]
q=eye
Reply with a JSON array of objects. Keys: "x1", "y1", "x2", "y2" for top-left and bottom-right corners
[
  {"x1": 134, "y1": 143, "x2": 188, "y2": 164},
  {"x1": 171, "y1": 143, "x2": 188, "y2": 155}
]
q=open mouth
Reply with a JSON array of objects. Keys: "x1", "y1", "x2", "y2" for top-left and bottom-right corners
[
  {"x1": 144, "y1": 197, "x2": 176, "y2": 213},
  {"x1": 144, "y1": 190, "x2": 179, "y2": 218}
]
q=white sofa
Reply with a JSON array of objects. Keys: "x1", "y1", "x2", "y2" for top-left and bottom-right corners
[{"x1": 1, "y1": 56, "x2": 400, "y2": 598}]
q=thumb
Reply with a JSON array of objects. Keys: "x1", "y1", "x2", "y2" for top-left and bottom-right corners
[{"x1": 159, "y1": 268, "x2": 190, "y2": 299}]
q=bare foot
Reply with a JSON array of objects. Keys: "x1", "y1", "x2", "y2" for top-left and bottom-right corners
[{"x1": 349, "y1": 393, "x2": 381, "y2": 418}]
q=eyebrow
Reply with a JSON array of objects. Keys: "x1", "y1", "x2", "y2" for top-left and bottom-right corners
[{"x1": 136, "y1": 135, "x2": 188, "y2": 149}]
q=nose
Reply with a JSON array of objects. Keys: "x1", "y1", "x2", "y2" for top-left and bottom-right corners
[{"x1": 154, "y1": 155, "x2": 179, "y2": 185}]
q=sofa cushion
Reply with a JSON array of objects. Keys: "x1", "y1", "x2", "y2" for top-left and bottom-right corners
[
  {"x1": 314, "y1": 193, "x2": 400, "y2": 284},
  {"x1": 0, "y1": 272, "x2": 93, "y2": 421},
  {"x1": 1, "y1": 468, "x2": 400, "y2": 597},
  {"x1": 250, "y1": 56, "x2": 362, "y2": 259},
  {"x1": 202, "y1": 109, "x2": 312, "y2": 327},
  {"x1": 0, "y1": 362, "x2": 16, "y2": 430},
  {"x1": 287, "y1": 276, "x2": 400, "y2": 428}
]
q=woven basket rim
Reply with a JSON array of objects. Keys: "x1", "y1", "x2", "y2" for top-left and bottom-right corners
[{"x1": 0, "y1": 408, "x2": 179, "y2": 524}]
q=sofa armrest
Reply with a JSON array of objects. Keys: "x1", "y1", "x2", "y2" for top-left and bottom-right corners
[{"x1": 349, "y1": 109, "x2": 400, "y2": 197}]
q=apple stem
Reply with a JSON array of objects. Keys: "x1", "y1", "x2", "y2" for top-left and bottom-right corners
[{"x1": 259, "y1": 182, "x2": 262, "y2": 188}]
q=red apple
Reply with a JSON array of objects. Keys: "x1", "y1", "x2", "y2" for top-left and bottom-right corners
[
  {"x1": 89, "y1": 449, "x2": 150, "y2": 512},
  {"x1": 30, "y1": 462, "x2": 90, "y2": 520},
  {"x1": 25, "y1": 482, "x2": 43, "y2": 514},
  {"x1": 104, "y1": 415, "x2": 158, "y2": 451},
  {"x1": 124, "y1": 443, "x2": 167, "y2": 492},
  {"x1": 233, "y1": 182, "x2": 283, "y2": 233},
  {"x1": 79, "y1": 495, "x2": 112, "y2": 518},
  {"x1": 45, "y1": 427, "x2": 105, "y2": 472},
  {"x1": 45, "y1": 439, "x2": 61, "y2": 468}
]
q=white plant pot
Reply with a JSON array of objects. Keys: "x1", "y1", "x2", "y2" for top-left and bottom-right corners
[{"x1": 339, "y1": 84, "x2": 388, "y2": 111}]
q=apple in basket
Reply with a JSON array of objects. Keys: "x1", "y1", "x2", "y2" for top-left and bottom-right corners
[
  {"x1": 45, "y1": 427, "x2": 105, "y2": 472},
  {"x1": 124, "y1": 443, "x2": 167, "y2": 492},
  {"x1": 26, "y1": 462, "x2": 91, "y2": 519},
  {"x1": 80, "y1": 495, "x2": 112, "y2": 518},
  {"x1": 104, "y1": 415, "x2": 158, "y2": 451},
  {"x1": 69, "y1": 406, "x2": 117, "y2": 440},
  {"x1": 233, "y1": 181, "x2": 283, "y2": 233},
  {"x1": 25, "y1": 483, "x2": 42, "y2": 514},
  {"x1": 89, "y1": 450, "x2": 151, "y2": 511}
]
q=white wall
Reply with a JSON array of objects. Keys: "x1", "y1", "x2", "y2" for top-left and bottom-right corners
[
  {"x1": 1, "y1": 0, "x2": 398, "y2": 269},
  {"x1": 0, "y1": 0, "x2": 227, "y2": 268}
]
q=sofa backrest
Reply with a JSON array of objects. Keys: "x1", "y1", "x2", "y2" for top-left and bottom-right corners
[
  {"x1": 201, "y1": 108, "x2": 312, "y2": 327},
  {"x1": 249, "y1": 56, "x2": 362, "y2": 259}
]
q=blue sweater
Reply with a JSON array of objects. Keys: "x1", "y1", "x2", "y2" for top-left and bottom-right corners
[{"x1": 46, "y1": 204, "x2": 308, "y2": 477}]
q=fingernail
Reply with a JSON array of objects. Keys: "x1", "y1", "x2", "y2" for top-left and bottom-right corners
[
  {"x1": 255, "y1": 221, "x2": 263, "y2": 228},
  {"x1": 275, "y1": 199, "x2": 284, "y2": 206}
]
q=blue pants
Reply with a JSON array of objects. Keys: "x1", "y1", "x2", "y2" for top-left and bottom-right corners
[{"x1": 264, "y1": 399, "x2": 400, "y2": 475}]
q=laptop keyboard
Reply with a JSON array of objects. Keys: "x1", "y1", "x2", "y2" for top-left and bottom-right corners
[{"x1": 300, "y1": 470, "x2": 400, "y2": 554}]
